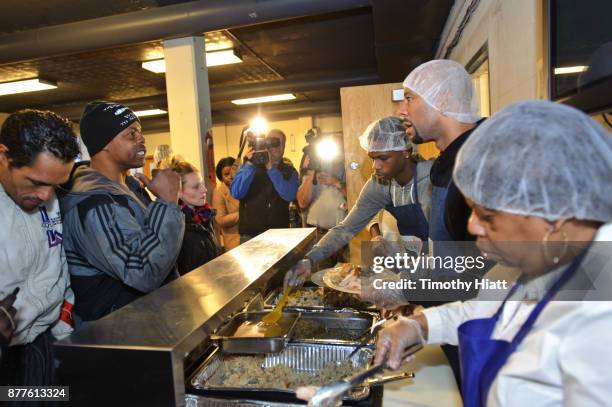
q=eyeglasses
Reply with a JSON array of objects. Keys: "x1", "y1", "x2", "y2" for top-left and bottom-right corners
[{"x1": 266, "y1": 138, "x2": 282, "y2": 148}]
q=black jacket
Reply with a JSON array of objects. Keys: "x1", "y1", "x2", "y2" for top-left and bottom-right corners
[
  {"x1": 177, "y1": 216, "x2": 221, "y2": 275},
  {"x1": 238, "y1": 163, "x2": 296, "y2": 237},
  {"x1": 430, "y1": 119, "x2": 485, "y2": 241}
]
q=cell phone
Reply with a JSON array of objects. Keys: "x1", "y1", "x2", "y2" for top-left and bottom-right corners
[{"x1": 11, "y1": 287, "x2": 19, "y2": 297}]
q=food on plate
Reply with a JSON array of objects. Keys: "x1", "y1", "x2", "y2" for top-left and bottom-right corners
[
  {"x1": 326, "y1": 264, "x2": 361, "y2": 293},
  {"x1": 327, "y1": 264, "x2": 358, "y2": 285}
]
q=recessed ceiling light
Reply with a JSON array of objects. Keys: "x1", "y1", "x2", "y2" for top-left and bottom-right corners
[
  {"x1": 134, "y1": 109, "x2": 167, "y2": 117},
  {"x1": 142, "y1": 49, "x2": 242, "y2": 73},
  {"x1": 0, "y1": 78, "x2": 57, "y2": 96},
  {"x1": 554, "y1": 66, "x2": 588, "y2": 75},
  {"x1": 231, "y1": 94, "x2": 297, "y2": 105}
]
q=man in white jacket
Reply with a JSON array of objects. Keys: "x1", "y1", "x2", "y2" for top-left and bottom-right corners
[{"x1": 0, "y1": 110, "x2": 80, "y2": 389}]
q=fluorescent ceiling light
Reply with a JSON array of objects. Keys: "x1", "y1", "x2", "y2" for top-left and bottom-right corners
[
  {"x1": 206, "y1": 49, "x2": 242, "y2": 67},
  {"x1": 141, "y1": 59, "x2": 166, "y2": 73},
  {"x1": 231, "y1": 93, "x2": 296, "y2": 105},
  {"x1": 142, "y1": 49, "x2": 242, "y2": 73},
  {"x1": 0, "y1": 78, "x2": 57, "y2": 96},
  {"x1": 554, "y1": 66, "x2": 588, "y2": 75},
  {"x1": 134, "y1": 109, "x2": 167, "y2": 117}
]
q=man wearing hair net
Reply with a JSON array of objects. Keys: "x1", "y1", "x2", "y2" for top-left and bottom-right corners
[
  {"x1": 284, "y1": 116, "x2": 433, "y2": 305},
  {"x1": 399, "y1": 59, "x2": 483, "y2": 243},
  {"x1": 397, "y1": 59, "x2": 487, "y2": 387}
]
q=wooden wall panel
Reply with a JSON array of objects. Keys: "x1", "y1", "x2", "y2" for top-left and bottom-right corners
[{"x1": 417, "y1": 142, "x2": 440, "y2": 160}]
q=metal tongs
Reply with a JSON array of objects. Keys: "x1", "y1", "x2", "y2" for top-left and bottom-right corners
[
  {"x1": 345, "y1": 314, "x2": 399, "y2": 360},
  {"x1": 309, "y1": 343, "x2": 422, "y2": 407}
]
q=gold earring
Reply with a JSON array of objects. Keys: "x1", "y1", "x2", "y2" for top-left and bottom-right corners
[{"x1": 542, "y1": 227, "x2": 568, "y2": 265}]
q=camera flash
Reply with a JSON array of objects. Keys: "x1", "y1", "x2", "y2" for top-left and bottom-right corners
[
  {"x1": 249, "y1": 115, "x2": 268, "y2": 135},
  {"x1": 316, "y1": 138, "x2": 339, "y2": 161}
]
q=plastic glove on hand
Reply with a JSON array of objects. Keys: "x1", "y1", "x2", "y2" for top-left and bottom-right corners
[
  {"x1": 375, "y1": 317, "x2": 424, "y2": 370},
  {"x1": 283, "y1": 258, "x2": 312, "y2": 291}
]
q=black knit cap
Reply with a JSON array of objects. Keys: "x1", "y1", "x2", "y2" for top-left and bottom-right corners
[{"x1": 79, "y1": 101, "x2": 139, "y2": 157}]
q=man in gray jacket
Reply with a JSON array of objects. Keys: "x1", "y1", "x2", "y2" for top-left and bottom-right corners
[{"x1": 60, "y1": 101, "x2": 185, "y2": 322}]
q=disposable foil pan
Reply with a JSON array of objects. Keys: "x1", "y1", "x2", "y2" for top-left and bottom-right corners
[
  {"x1": 190, "y1": 343, "x2": 374, "y2": 401},
  {"x1": 185, "y1": 394, "x2": 303, "y2": 407},
  {"x1": 291, "y1": 310, "x2": 378, "y2": 345}
]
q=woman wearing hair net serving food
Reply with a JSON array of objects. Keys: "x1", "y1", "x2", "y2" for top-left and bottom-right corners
[{"x1": 371, "y1": 100, "x2": 612, "y2": 407}]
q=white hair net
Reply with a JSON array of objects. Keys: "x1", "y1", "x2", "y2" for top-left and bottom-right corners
[
  {"x1": 454, "y1": 100, "x2": 612, "y2": 222},
  {"x1": 359, "y1": 116, "x2": 413, "y2": 152},
  {"x1": 403, "y1": 59, "x2": 480, "y2": 123}
]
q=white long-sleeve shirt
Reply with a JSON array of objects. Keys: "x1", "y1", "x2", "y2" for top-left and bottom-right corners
[
  {"x1": 423, "y1": 224, "x2": 612, "y2": 407},
  {"x1": 0, "y1": 184, "x2": 73, "y2": 347}
]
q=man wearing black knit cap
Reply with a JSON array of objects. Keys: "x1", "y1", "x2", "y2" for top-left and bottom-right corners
[{"x1": 60, "y1": 101, "x2": 185, "y2": 322}]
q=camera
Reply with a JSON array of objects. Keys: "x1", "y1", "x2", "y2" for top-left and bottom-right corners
[
  {"x1": 245, "y1": 128, "x2": 269, "y2": 166},
  {"x1": 302, "y1": 128, "x2": 321, "y2": 172}
]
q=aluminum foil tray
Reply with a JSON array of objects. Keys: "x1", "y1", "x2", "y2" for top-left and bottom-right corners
[
  {"x1": 291, "y1": 310, "x2": 378, "y2": 345},
  {"x1": 190, "y1": 343, "x2": 374, "y2": 401},
  {"x1": 185, "y1": 395, "x2": 303, "y2": 407}
]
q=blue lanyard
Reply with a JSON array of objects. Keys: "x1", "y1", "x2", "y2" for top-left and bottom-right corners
[{"x1": 493, "y1": 246, "x2": 589, "y2": 346}]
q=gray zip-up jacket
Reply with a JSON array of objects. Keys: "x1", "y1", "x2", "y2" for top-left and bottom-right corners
[
  {"x1": 60, "y1": 164, "x2": 185, "y2": 320},
  {"x1": 306, "y1": 160, "x2": 433, "y2": 265}
]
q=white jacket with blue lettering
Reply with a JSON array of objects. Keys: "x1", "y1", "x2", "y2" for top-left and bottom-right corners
[{"x1": 0, "y1": 183, "x2": 74, "y2": 349}]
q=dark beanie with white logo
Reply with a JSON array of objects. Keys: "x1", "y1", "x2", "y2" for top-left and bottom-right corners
[{"x1": 79, "y1": 101, "x2": 139, "y2": 157}]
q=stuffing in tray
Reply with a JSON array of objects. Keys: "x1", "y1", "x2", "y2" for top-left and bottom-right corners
[
  {"x1": 208, "y1": 356, "x2": 356, "y2": 389},
  {"x1": 280, "y1": 287, "x2": 326, "y2": 307}
]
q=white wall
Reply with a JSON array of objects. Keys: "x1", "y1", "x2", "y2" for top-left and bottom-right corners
[{"x1": 436, "y1": 0, "x2": 547, "y2": 113}]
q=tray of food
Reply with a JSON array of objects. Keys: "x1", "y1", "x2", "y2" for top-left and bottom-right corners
[
  {"x1": 190, "y1": 343, "x2": 374, "y2": 402},
  {"x1": 210, "y1": 311, "x2": 300, "y2": 354},
  {"x1": 264, "y1": 286, "x2": 374, "y2": 311},
  {"x1": 291, "y1": 311, "x2": 378, "y2": 345}
]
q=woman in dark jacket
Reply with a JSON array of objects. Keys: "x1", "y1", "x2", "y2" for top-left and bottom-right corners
[{"x1": 170, "y1": 159, "x2": 221, "y2": 275}]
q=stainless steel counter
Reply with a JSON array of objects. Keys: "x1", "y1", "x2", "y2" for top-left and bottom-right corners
[{"x1": 55, "y1": 228, "x2": 315, "y2": 407}]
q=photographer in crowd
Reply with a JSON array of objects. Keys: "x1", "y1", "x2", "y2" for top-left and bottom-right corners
[
  {"x1": 296, "y1": 134, "x2": 348, "y2": 268},
  {"x1": 230, "y1": 128, "x2": 298, "y2": 243}
]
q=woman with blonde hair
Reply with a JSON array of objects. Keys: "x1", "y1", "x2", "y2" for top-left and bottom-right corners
[{"x1": 169, "y1": 159, "x2": 220, "y2": 274}]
